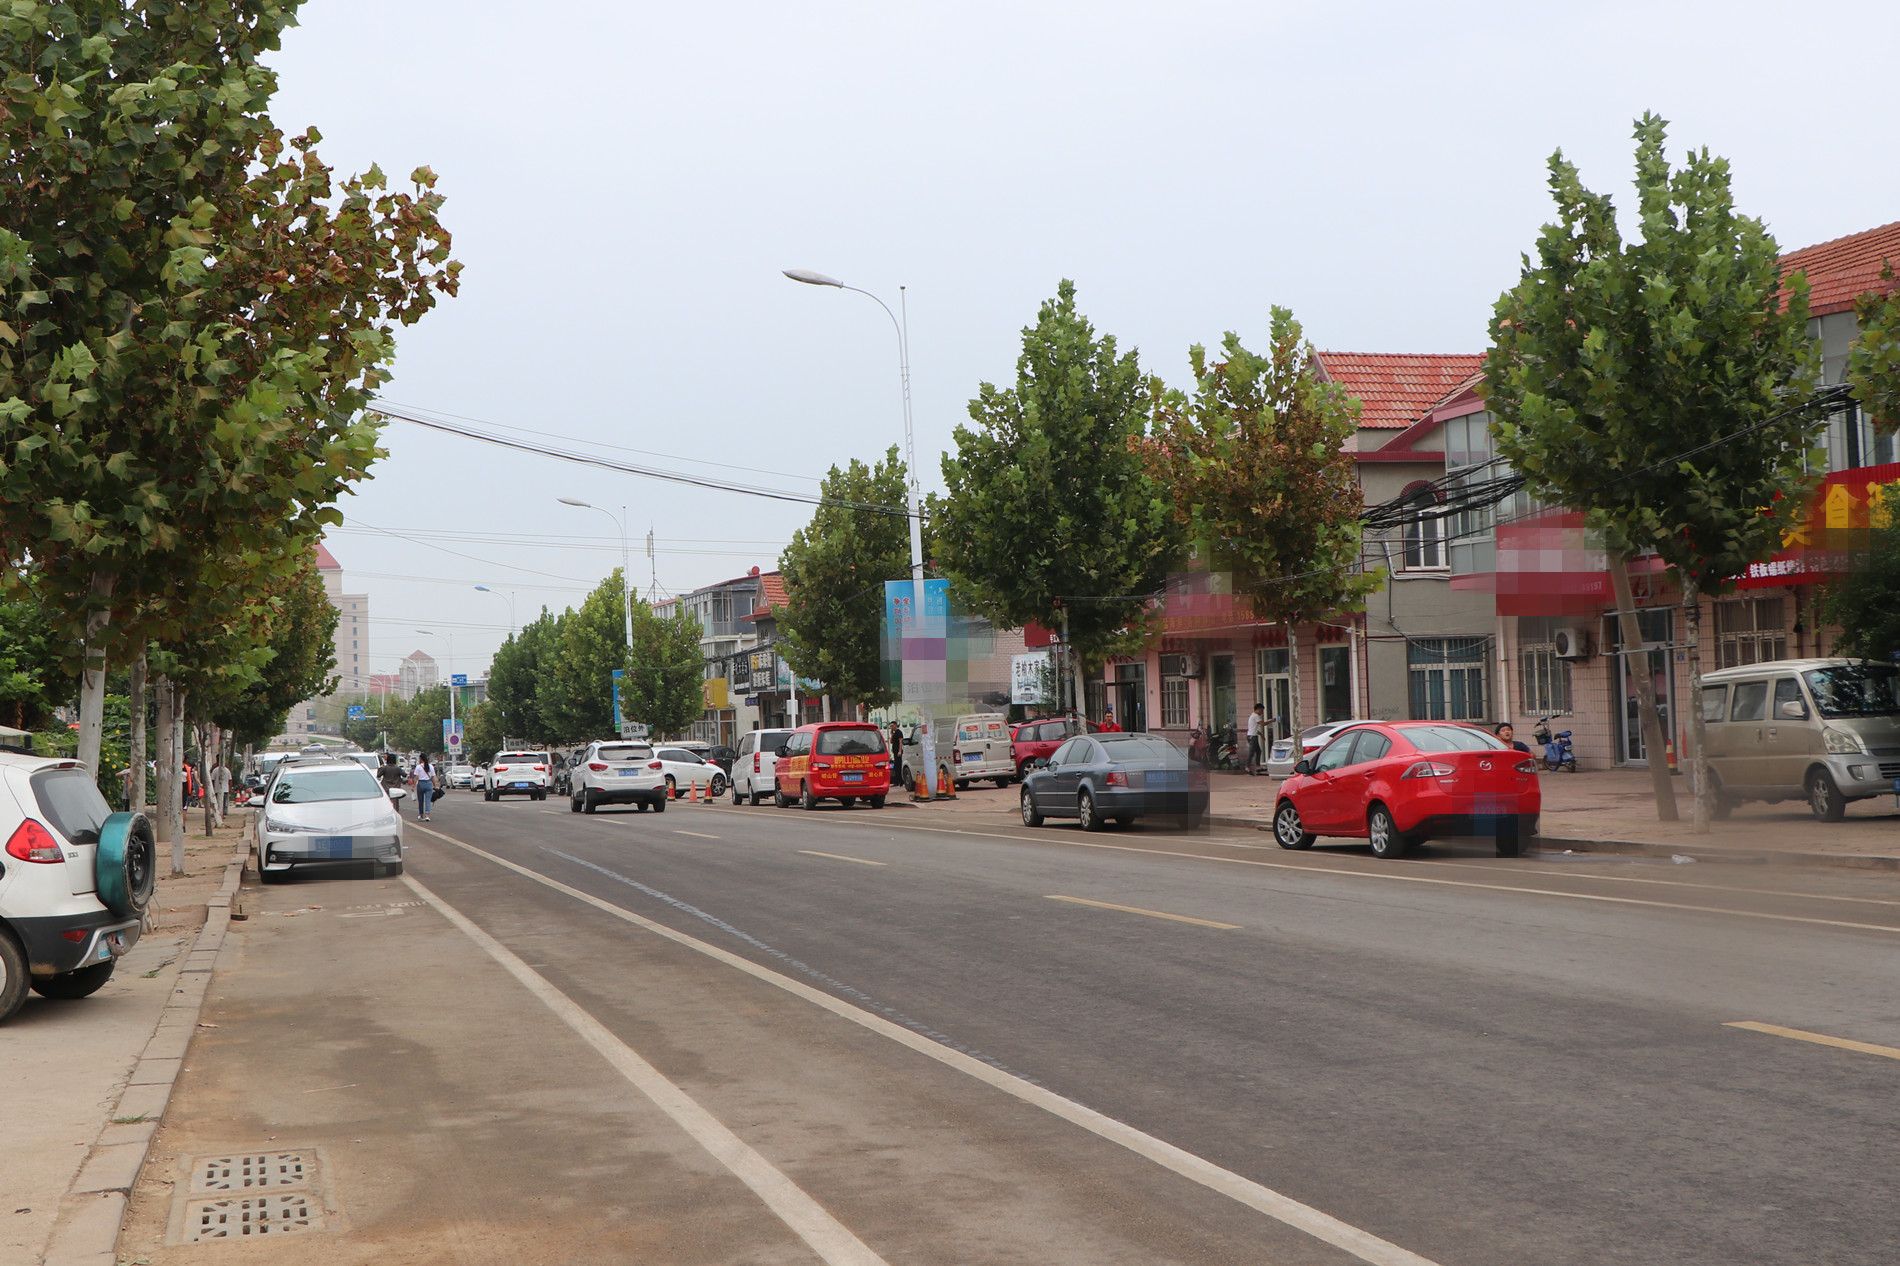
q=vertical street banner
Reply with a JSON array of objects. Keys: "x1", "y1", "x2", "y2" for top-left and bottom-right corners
[
  {"x1": 611, "y1": 668, "x2": 624, "y2": 729},
  {"x1": 442, "y1": 718, "x2": 463, "y2": 753}
]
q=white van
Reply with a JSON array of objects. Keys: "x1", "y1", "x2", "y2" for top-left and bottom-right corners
[
  {"x1": 1700, "y1": 658, "x2": 1900, "y2": 820},
  {"x1": 732, "y1": 728, "x2": 795, "y2": 805},
  {"x1": 950, "y1": 713, "x2": 1015, "y2": 788}
]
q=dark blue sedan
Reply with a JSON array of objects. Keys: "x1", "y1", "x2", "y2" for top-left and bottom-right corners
[{"x1": 1019, "y1": 732, "x2": 1209, "y2": 830}]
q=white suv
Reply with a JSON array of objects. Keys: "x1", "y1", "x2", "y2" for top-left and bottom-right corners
[
  {"x1": 484, "y1": 751, "x2": 550, "y2": 801},
  {"x1": 569, "y1": 740, "x2": 668, "y2": 814},
  {"x1": 731, "y1": 729, "x2": 794, "y2": 805},
  {"x1": 0, "y1": 754, "x2": 155, "y2": 1023}
]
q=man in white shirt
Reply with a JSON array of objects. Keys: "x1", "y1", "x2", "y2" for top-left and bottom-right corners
[
  {"x1": 210, "y1": 762, "x2": 232, "y2": 815},
  {"x1": 1245, "y1": 703, "x2": 1265, "y2": 775}
]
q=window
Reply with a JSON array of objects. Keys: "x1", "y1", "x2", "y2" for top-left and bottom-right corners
[
  {"x1": 1403, "y1": 500, "x2": 1445, "y2": 569},
  {"x1": 1404, "y1": 725, "x2": 1507, "y2": 752},
  {"x1": 1518, "y1": 644, "x2": 1571, "y2": 716},
  {"x1": 1352, "y1": 731, "x2": 1392, "y2": 764},
  {"x1": 1409, "y1": 638, "x2": 1487, "y2": 721},
  {"x1": 816, "y1": 728, "x2": 885, "y2": 755},
  {"x1": 1050, "y1": 739, "x2": 1082, "y2": 765},
  {"x1": 1730, "y1": 681, "x2": 1769, "y2": 723},
  {"x1": 1313, "y1": 733, "x2": 1358, "y2": 772},
  {"x1": 1772, "y1": 677, "x2": 1808, "y2": 721},
  {"x1": 1701, "y1": 685, "x2": 1729, "y2": 723},
  {"x1": 1160, "y1": 674, "x2": 1190, "y2": 727},
  {"x1": 1803, "y1": 665, "x2": 1900, "y2": 717},
  {"x1": 1715, "y1": 597, "x2": 1787, "y2": 669}
]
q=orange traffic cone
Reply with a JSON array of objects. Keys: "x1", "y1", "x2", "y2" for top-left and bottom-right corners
[
  {"x1": 689, "y1": 781, "x2": 700, "y2": 803},
  {"x1": 936, "y1": 766, "x2": 956, "y2": 799}
]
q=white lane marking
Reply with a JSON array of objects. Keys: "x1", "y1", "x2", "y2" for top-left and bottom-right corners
[
  {"x1": 1046, "y1": 894, "x2": 1238, "y2": 929},
  {"x1": 675, "y1": 830, "x2": 722, "y2": 840},
  {"x1": 798, "y1": 850, "x2": 885, "y2": 867},
  {"x1": 414, "y1": 825, "x2": 1441, "y2": 1266},
  {"x1": 401, "y1": 872, "x2": 888, "y2": 1266},
  {"x1": 807, "y1": 820, "x2": 1900, "y2": 936}
]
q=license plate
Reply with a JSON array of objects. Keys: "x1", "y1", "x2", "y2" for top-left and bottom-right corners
[
  {"x1": 1150, "y1": 772, "x2": 1178, "y2": 786},
  {"x1": 842, "y1": 772, "x2": 863, "y2": 782},
  {"x1": 616, "y1": 768, "x2": 636, "y2": 776},
  {"x1": 513, "y1": 781, "x2": 530, "y2": 788}
]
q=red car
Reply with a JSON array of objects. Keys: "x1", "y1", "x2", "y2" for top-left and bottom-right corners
[
  {"x1": 773, "y1": 722, "x2": 892, "y2": 809},
  {"x1": 1009, "y1": 716, "x2": 1101, "y2": 779},
  {"x1": 1272, "y1": 721, "x2": 1540, "y2": 858}
]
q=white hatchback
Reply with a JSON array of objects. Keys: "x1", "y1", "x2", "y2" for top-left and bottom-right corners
[
  {"x1": 256, "y1": 758, "x2": 407, "y2": 883},
  {"x1": 0, "y1": 754, "x2": 155, "y2": 1023}
]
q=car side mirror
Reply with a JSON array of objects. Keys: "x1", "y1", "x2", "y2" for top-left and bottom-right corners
[
  {"x1": 1778, "y1": 699, "x2": 1807, "y2": 720},
  {"x1": 776, "y1": 745, "x2": 790, "y2": 758},
  {"x1": 1293, "y1": 759, "x2": 1313, "y2": 776},
  {"x1": 389, "y1": 787, "x2": 407, "y2": 801}
]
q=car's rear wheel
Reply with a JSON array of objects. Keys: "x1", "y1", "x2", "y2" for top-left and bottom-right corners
[
  {"x1": 1495, "y1": 826, "x2": 1523, "y2": 858},
  {"x1": 800, "y1": 783, "x2": 817, "y2": 811},
  {"x1": 30, "y1": 960, "x2": 114, "y2": 1000},
  {"x1": 1017, "y1": 758, "x2": 1036, "y2": 780},
  {"x1": 1807, "y1": 769, "x2": 1846, "y2": 821},
  {"x1": 1020, "y1": 786, "x2": 1043, "y2": 827},
  {"x1": 1077, "y1": 789, "x2": 1102, "y2": 832},
  {"x1": 774, "y1": 784, "x2": 791, "y2": 808},
  {"x1": 994, "y1": 776, "x2": 1012, "y2": 788},
  {"x1": 869, "y1": 794, "x2": 886, "y2": 809},
  {"x1": 652, "y1": 792, "x2": 667, "y2": 812},
  {"x1": 582, "y1": 789, "x2": 598, "y2": 814},
  {"x1": 1274, "y1": 801, "x2": 1315, "y2": 850},
  {"x1": 733, "y1": 780, "x2": 746, "y2": 806},
  {"x1": 0, "y1": 928, "x2": 29, "y2": 1023},
  {"x1": 569, "y1": 792, "x2": 581, "y2": 813},
  {"x1": 1368, "y1": 805, "x2": 1406, "y2": 860}
]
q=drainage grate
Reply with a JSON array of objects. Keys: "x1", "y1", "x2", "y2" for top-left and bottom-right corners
[
  {"x1": 185, "y1": 1193, "x2": 323, "y2": 1240},
  {"x1": 191, "y1": 1152, "x2": 310, "y2": 1192}
]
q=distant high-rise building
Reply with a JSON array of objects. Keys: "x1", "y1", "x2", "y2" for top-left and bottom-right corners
[
  {"x1": 275, "y1": 542, "x2": 371, "y2": 744},
  {"x1": 399, "y1": 651, "x2": 440, "y2": 700}
]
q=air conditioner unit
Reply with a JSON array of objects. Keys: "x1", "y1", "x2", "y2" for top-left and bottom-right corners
[
  {"x1": 1553, "y1": 627, "x2": 1590, "y2": 660},
  {"x1": 1160, "y1": 653, "x2": 1203, "y2": 678}
]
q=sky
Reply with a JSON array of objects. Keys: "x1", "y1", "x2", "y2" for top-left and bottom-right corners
[{"x1": 266, "y1": 0, "x2": 1900, "y2": 684}]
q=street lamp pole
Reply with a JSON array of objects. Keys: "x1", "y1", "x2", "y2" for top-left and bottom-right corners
[
  {"x1": 415, "y1": 628, "x2": 455, "y2": 733},
  {"x1": 474, "y1": 585, "x2": 517, "y2": 637},
  {"x1": 559, "y1": 499, "x2": 633, "y2": 649}
]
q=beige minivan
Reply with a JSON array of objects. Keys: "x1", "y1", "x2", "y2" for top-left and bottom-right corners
[{"x1": 1700, "y1": 658, "x2": 1900, "y2": 820}]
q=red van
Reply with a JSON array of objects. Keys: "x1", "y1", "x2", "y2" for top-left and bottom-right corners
[{"x1": 773, "y1": 723, "x2": 893, "y2": 809}]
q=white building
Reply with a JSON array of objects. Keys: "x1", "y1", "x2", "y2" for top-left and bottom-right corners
[
  {"x1": 277, "y1": 542, "x2": 370, "y2": 742},
  {"x1": 398, "y1": 650, "x2": 440, "y2": 700}
]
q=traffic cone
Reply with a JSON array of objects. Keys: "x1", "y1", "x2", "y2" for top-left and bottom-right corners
[
  {"x1": 936, "y1": 766, "x2": 956, "y2": 799},
  {"x1": 689, "y1": 781, "x2": 700, "y2": 803}
]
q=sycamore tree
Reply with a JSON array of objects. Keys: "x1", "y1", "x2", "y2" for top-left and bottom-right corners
[
  {"x1": 778, "y1": 447, "x2": 912, "y2": 710},
  {"x1": 624, "y1": 600, "x2": 705, "y2": 739},
  {"x1": 485, "y1": 610, "x2": 558, "y2": 745},
  {"x1": 537, "y1": 572, "x2": 628, "y2": 742},
  {"x1": 1850, "y1": 267, "x2": 1900, "y2": 428},
  {"x1": 1141, "y1": 314, "x2": 1380, "y2": 732},
  {"x1": 930, "y1": 281, "x2": 1180, "y2": 713},
  {"x1": 0, "y1": 1, "x2": 459, "y2": 774},
  {"x1": 1484, "y1": 114, "x2": 1820, "y2": 829}
]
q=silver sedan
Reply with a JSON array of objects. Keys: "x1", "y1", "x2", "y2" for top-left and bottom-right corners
[{"x1": 1265, "y1": 720, "x2": 1369, "y2": 778}]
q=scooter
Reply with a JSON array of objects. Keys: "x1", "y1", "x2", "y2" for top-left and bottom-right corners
[
  {"x1": 1211, "y1": 724, "x2": 1240, "y2": 771},
  {"x1": 1533, "y1": 716, "x2": 1577, "y2": 773}
]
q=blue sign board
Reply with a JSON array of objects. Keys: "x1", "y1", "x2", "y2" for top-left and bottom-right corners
[
  {"x1": 451, "y1": 673, "x2": 468, "y2": 687},
  {"x1": 442, "y1": 719, "x2": 464, "y2": 751},
  {"x1": 347, "y1": 705, "x2": 365, "y2": 720}
]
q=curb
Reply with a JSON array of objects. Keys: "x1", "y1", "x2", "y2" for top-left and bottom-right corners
[
  {"x1": 1529, "y1": 834, "x2": 1900, "y2": 871},
  {"x1": 40, "y1": 837, "x2": 250, "y2": 1266}
]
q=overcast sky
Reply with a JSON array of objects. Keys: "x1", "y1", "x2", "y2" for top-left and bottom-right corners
[{"x1": 268, "y1": 0, "x2": 1900, "y2": 683}]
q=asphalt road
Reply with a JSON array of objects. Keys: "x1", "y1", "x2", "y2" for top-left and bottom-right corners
[{"x1": 398, "y1": 789, "x2": 1900, "y2": 1265}]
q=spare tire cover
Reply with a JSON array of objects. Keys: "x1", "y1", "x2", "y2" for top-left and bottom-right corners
[{"x1": 96, "y1": 812, "x2": 156, "y2": 918}]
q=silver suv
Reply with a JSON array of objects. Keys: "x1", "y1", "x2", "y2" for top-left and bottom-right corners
[
  {"x1": 569, "y1": 740, "x2": 668, "y2": 814},
  {"x1": 0, "y1": 754, "x2": 155, "y2": 1023}
]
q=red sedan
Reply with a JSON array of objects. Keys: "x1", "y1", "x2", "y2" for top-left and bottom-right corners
[{"x1": 1272, "y1": 721, "x2": 1540, "y2": 858}]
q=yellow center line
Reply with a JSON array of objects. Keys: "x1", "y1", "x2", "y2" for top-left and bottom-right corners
[
  {"x1": 674, "y1": 830, "x2": 721, "y2": 840},
  {"x1": 797, "y1": 850, "x2": 886, "y2": 867},
  {"x1": 1046, "y1": 894, "x2": 1239, "y2": 929},
  {"x1": 1724, "y1": 1020, "x2": 1900, "y2": 1061}
]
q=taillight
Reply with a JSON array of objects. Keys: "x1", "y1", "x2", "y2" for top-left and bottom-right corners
[
  {"x1": 813, "y1": 760, "x2": 832, "y2": 770},
  {"x1": 1401, "y1": 761, "x2": 1456, "y2": 779},
  {"x1": 753, "y1": 753, "x2": 761, "y2": 772},
  {"x1": 1105, "y1": 770, "x2": 1128, "y2": 786},
  {"x1": 6, "y1": 819, "x2": 63, "y2": 863},
  {"x1": 588, "y1": 762, "x2": 609, "y2": 771},
  {"x1": 873, "y1": 760, "x2": 888, "y2": 769},
  {"x1": 649, "y1": 761, "x2": 663, "y2": 770},
  {"x1": 953, "y1": 750, "x2": 963, "y2": 764},
  {"x1": 61, "y1": 928, "x2": 88, "y2": 943},
  {"x1": 532, "y1": 764, "x2": 546, "y2": 772},
  {"x1": 495, "y1": 765, "x2": 509, "y2": 773},
  {"x1": 1516, "y1": 759, "x2": 1536, "y2": 774}
]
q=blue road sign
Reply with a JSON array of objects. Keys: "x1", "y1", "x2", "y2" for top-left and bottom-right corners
[
  {"x1": 347, "y1": 705, "x2": 365, "y2": 720},
  {"x1": 451, "y1": 673, "x2": 469, "y2": 687}
]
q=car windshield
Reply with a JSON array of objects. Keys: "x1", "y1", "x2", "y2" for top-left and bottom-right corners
[
  {"x1": 1302, "y1": 725, "x2": 1337, "y2": 741},
  {"x1": 1402, "y1": 725, "x2": 1507, "y2": 752},
  {"x1": 31, "y1": 767, "x2": 112, "y2": 844},
  {"x1": 1803, "y1": 666, "x2": 1900, "y2": 718},
  {"x1": 271, "y1": 768, "x2": 385, "y2": 804},
  {"x1": 817, "y1": 728, "x2": 886, "y2": 755},
  {"x1": 1096, "y1": 734, "x2": 1180, "y2": 759},
  {"x1": 597, "y1": 746, "x2": 653, "y2": 763}
]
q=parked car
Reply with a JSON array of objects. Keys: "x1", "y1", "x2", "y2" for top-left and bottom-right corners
[
  {"x1": 1009, "y1": 716, "x2": 1100, "y2": 779},
  {"x1": 446, "y1": 762, "x2": 476, "y2": 789},
  {"x1": 731, "y1": 728, "x2": 795, "y2": 805},
  {"x1": 652, "y1": 745, "x2": 726, "y2": 799},
  {"x1": 1266, "y1": 720, "x2": 1367, "y2": 778},
  {"x1": 1700, "y1": 658, "x2": 1900, "y2": 820},
  {"x1": 0, "y1": 754, "x2": 155, "y2": 1023},
  {"x1": 1019, "y1": 732, "x2": 1208, "y2": 830},
  {"x1": 773, "y1": 723, "x2": 892, "y2": 809},
  {"x1": 708, "y1": 744, "x2": 737, "y2": 775},
  {"x1": 1272, "y1": 721, "x2": 1540, "y2": 859},
  {"x1": 569, "y1": 740, "x2": 668, "y2": 813},
  {"x1": 949, "y1": 712, "x2": 1016, "y2": 788},
  {"x1": 484, "y1": 750, "x2": 551, "y2": 801},
  {"x1": 256, "y1": 756, "x2": 407, "y2": 883}
]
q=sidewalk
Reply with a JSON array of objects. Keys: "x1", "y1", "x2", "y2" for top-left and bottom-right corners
[{"x1": 897, "y1": 769, "x2": 1900, "y2": 868}]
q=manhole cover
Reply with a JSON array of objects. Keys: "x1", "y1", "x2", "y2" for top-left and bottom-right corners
[
  {"x1": 192, "y1": 1153, "x2": 310, "y2": 1192},
  {"x1": 184, "y1": 1193, "x2": 323, "y2": 1240}
]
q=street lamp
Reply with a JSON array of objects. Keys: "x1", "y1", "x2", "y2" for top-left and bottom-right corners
[
  {"x1": 558, "y1": 498, "x2": 633, "y2": 651},
  {"x1": 782, "y1": 269, "x2": 926, "y2": 583},
  {"x1": 474, "y1": 585, "x2": 517, "y2": 636},
  {"x1": 415, "y1": 629, "x2": 456, "y2": 750}
]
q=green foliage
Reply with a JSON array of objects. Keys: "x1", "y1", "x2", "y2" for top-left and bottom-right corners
[
  {"x1": 462, "y1": 699, "x2": 503, "y2": 764},
  {"x1": 778, "y1": 447, "x2": 911, "y2": 707},
  {"x1": 624, "y1": 601, "x2": 705, "y2": 738},
  {"x1": 485, "y1": 609, "x2": 557, "y2": 744},
  {"x1": 1820, "y1": 516, "x2": 1900, "y2": 661},
  {"x1": 1143, "y1": 314, "x2": 1379, "y2": 622},
  {"x1": 536, "y1": 571, "x2": 629, "y2": 742},
  {"x1": 1850, "y1": 266, "x2": 1900, "y2": 430},
  {"x1": 0, "y1": 594, "x2": 64, "y2": 729},
  {"x1": 204, "y1": 555, "x2": 341, "y2": 748},
  {"x1": 1483, "y1": 113, "x2": 1822, "y2": 591},
  {"x1": 930, "y1": 281, "x2": 1182, "y2": 664}
]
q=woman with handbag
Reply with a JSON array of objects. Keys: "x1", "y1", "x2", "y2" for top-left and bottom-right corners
[{"x1": 411, "y1": 753, "x2": 439, "y2": 821}]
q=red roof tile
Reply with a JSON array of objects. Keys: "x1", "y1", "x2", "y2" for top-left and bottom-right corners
[
  {"x1": 315, "y1": 541, "x2": 341, "y2": 571},
  {"x1": 1781, "y1": 220, "x2": 1900, "y2": 317},
  {"x1": 1314, "y1": 352, "x2": 1488, "y2": 428},
  {"x1": 758, "y1": 570, "x2": 787, "y2": 610}
]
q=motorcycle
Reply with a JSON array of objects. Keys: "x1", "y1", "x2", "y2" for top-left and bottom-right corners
[
  {"x1": 1533, "y1": 716, "x2": 1577, "y2": 773},
  {"x1": 1211, "y1": 724, "x2": 1240, "y2": 771}
]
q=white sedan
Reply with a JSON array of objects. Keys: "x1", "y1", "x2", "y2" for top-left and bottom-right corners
[
  {"x1": 651, "y1": 745, "x2": 727, "y2": 800},
  {"x1": 257, "y1": 757, "x2": 406, "y2": 883}
]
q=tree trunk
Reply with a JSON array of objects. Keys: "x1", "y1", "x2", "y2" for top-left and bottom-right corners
[
  {"x1": 156, "y1": 675, "x2": 178, "y2": 872},
  {"x1": 1683, "y1": 578, "x2": 1710, "y2": 832},
  {"x1": 169, "y1": 691, "x2": 188, "y2": 859},
  {"x1": 75, "y1": 573, "x2": 116, "y2": 775},
  {"x1": 1607, "y1": 554, "x2": 1678, "y2": 821},
  {"x1": 128, "y1": 648, "x2": 147, "y2": 814},
  {"x1": 1285, "y1": 620, "x2": 1303, "y2": 736}
]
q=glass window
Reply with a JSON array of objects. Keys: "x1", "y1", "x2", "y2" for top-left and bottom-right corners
[
  {"x1": 31, "y1": 768, "x2": 112, "y2": 844},
  {"x1": 1403, "y1": 507, "x2": 1445, "y2": 569},
  {"x1": 1403, "y1": 725, "x2": 1507, "y2": 752},
  {"x1": 1050, "y1": 739, "x2": 1081, "y2": 765},
  {"x1": 1803, "y1": 665, "x2": 1900, "y2": 718},
  {"x1": 1729, "y1": 681, "x2": 1769, "y2": 723},
  {"x1": 597, "y1": 744, "x2": 655, "y2": 763},
  {"x1": 1700, "y1": 685, "x2": 1729, "y2": 723},
  {"x1": 1715, "y1": 598, "x2": 1787, "y2": 669},
  {"x1": 1773, "y1": 678, "x2": 1809, "y2": 720},
  {"x1": 271, "y1": 768, "x2": 384, "y2": 804},
  {"x1": 817, "y1": 728, "x2": 885, "y2": 755},
  {"x1": 1409, "y1": 638, "x2": 1487, "y2": 721},
  {"x1": 659, "y1": 748, "x2": 705, "y2": 763},
  {"x1": 1160, "y1": 675, "x2": 1190, "y2": 728},
  {"x1": 1352, "y1": 731, "x2": 1392, "y2": 763},
  {"x1": 1313, "y1": 733, "x2": 1358, "y2": 772}
]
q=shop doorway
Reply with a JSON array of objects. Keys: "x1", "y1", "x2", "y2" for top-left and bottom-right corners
[
  {"x1": 1613, "y1": 609, "x2": 1674, "y2": 765},
  {"x1": 1320, "y1": 644, "x2": 1353, "y2": 723},
  {"x1": 1113, "y1": 662, "x2": 1148, "y2": 732},
  {"x1": 1255, "y1": 648, "x2": 1292, "y2": 740},
  {"x1": 1210, "y1": 654, "x2": 1237, "y2": 735}
]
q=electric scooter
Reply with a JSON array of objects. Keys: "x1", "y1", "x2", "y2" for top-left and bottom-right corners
[{"x1": 1533, "y1": 716, "x2": 1577, "y2": 773}]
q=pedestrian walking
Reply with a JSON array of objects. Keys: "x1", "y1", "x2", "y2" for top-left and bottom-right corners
[
  {"x1": 377, "y1": 753, "x2": 407, "y2": 800},
  {"x1": 1245, "y1": 703, "x2": 1265, "y2": 775},
  {"x1": 210, "y1": 761, "x2": 231, "y2": 816},
  {"x1": 412, "y1": 753, "x2": 438, "y2": 821}
]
